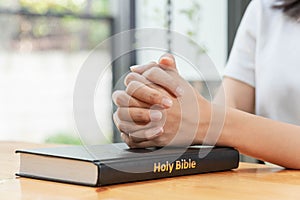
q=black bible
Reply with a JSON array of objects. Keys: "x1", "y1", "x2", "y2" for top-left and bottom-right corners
[{"x1": 16, "y1": 143, "x2": 239, "y2": 186}]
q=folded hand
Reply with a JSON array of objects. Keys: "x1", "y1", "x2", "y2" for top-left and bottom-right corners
[{"x1": 112, "y1": 54, "x2": 212, "y2": 148}]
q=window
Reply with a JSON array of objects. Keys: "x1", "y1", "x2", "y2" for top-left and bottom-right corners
[
  {"x1": 136, "y1": 0, "x2": 227, "y2": 99},
  {"x1": 0, "y1": 0, "x2": 113, "y2": 144}
]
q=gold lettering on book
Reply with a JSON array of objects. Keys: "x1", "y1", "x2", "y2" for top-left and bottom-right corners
[
  {"x1": 176, "y1": 159, "x2": 196, "y2": 170},
  {"x1": 153, "y1": 161, "x2": 174, "y2": 173},
  {"x1": 153, "y1": 159, "x2": 196, "y2": 173}
]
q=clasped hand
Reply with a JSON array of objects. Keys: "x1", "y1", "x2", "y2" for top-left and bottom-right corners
[{"x1": 112, "y1": 54, "x2": 212, "y2": 148}]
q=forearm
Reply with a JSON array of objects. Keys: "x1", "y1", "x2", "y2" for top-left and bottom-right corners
[
  {"x1": 214, "y1": 78, "x2": 255, "y2": 113},
  {"x1": 221, "y1": 107, "x2": 300, "y2": 169}
]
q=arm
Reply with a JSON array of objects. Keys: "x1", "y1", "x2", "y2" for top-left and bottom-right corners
[
  {"x1": 213, "y1": 78, "x2": 300, "y2": 167},
  {"x1": 222, "y1": 107, "x2": 300, "y2": 169},
  {"x1": 210, "y1": 76, "x2": 300, "y2": 168},
  {"x1": 214, "y1": 77, "x2": 255, "y2": 114}
]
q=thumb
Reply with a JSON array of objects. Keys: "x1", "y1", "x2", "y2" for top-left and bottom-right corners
[{"x1": 158, "y1": 53, "x2": 178, "y2": 72}]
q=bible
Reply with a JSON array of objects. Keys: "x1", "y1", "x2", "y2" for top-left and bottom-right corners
[{"x1": 16, "y1": 143, "x2": 239, "y2": 186}]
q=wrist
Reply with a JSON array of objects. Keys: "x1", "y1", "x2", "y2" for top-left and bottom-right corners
[
  {"x1": 220, "y1": 107, "x2": 245, "y2": 148},
  {"x1": 194, "y1": 100, "x2": 236, "y2": 147},
  {"x1": 193, "y1": 97, "x2": 212, "y2": 145}
]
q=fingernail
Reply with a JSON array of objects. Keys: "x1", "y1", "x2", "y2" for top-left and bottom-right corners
[
  {"x1": 145, "y1": 127, "x2": 163, "y2": 138},
  {"x1": 160, "y1": 56, "x2": 173, "y2": 63},
  {"x1": 162, "y1": 97, "x2": 173, "y2": 107},
  {"x1": 150, "y1": 110, "x2": 162, "y2": 121},
  {"x1": 129, "y1": 65, "x2": 141, "y2": 71},
  {"x1": 176, "y1": 87, "x2": 184, "y2": 96}
]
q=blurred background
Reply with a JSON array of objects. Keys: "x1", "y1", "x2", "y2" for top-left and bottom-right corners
[{"x1": 0, "y1": 0, "x2": 251, "y2": 145}]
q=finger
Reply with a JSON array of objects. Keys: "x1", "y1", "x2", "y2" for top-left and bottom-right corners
[
  {"x1": 121, "y1": 132, "x2": 148, "y2": 146},
  {"x1": 142, "y1": 67, "x2": 184, "y2": 97},
  {"x1": 158, "y1": 53, "x2": 178, "y2": 71},
  {"x1": 113, "y1": 111, "x2": 121, "y2": 129},
  {"x1": 113, "y1": 112, "x2": 160, "y2": 134},
  {"x1": 125, "y1": 73, "x2": 172, "y2": 96},
  {"x1": 130, "y1": 127, "x2": 163, "y2": 142},
  {"x1": 116, "y1": 107, "x2": 163, "y2": 123},
  {"x1": 124, "y1": 72, "x2": 152, "y2": 86},
  {"x1": 121, "y1": 132, "x2": 160, "y2": 148},
  {"x1": 129, "y1": 53, "x2": 178, "y2": 74},
  {"x1": 112, "y1": 90, "x2": 151, "y2": 108},
  {"x1": 130, "y1": 61, "x2": 158, "y2": 74},
  {"x1": 126, "y1": 81, "x2": 173, "y2": 108},
  {"x1": 121, "y1": 132, "x2": 147, "y2": 143}
]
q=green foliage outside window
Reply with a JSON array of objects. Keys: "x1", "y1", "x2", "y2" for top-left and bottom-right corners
[{"x1": 0, "y1": 0, "x2": 111, "y2": 51}]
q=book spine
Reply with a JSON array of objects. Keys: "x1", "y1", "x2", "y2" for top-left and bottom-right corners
[{"x1": 97, "y1": 149, "x2": 239, "y2": 186}]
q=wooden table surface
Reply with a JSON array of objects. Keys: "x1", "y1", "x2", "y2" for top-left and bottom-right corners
[{"x1": 1, "y1": 141, "x2": 300, "y2": 200}]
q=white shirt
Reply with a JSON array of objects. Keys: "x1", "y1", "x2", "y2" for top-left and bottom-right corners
[{"x1": 224, "y1": 0, "x2": 300, "y2": 125}]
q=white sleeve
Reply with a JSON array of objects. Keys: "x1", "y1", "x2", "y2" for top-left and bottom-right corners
[{"x1": 224, "y1": 0, "x2": 261, "y2": 87}]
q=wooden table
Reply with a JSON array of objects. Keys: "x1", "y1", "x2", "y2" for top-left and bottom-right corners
[{"x1": 1, "y1": 141, "x2": 300, "y2": 200}]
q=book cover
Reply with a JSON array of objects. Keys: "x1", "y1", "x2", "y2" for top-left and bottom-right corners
[{"x1": 16, "y1": 143, "x2": 239, "y2": 186}]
